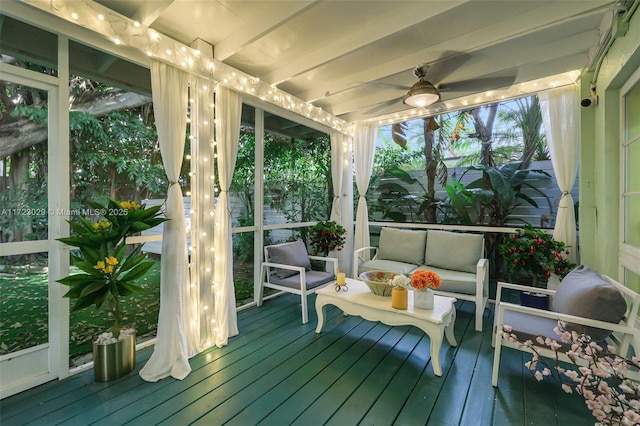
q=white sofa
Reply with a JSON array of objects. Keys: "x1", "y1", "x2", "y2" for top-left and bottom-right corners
[{"x1": 353, "y1": 227, "x2": 489, "y2": 331}]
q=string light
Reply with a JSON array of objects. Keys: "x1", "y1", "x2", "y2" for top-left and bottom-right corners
[
  {"x1": 369, "y1": 70, "x2": 581, "y2": 127},
  {"x1": 27, "y1": 0, "x2": 353, "y2": 134}
]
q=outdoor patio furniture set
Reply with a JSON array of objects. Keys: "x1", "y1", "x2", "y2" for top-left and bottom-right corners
[{"x1": 258, "y1": 228, "x2": 640, "y2": 384}]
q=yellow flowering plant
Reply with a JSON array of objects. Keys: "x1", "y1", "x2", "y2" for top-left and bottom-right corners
[{"x1": 57, "y1": 199, "x2": 168, "y2": 337}]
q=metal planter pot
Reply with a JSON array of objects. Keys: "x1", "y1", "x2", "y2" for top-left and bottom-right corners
[{"x1": 93, "y1": 333, "x2": 136, "y2": 382}]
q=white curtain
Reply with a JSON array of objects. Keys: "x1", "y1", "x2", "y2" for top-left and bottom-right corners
[
  {"x1": 192, "y1": 76, "x2": 217, "y2": 349},
  {"x1": 353, "y1": 123, "x2": 377, "y2": 254},
  {"x1": 329, "y1": 130, "x2": 345, "y2": 224},
  {"x1": 213, "y1": 86, "x2": 240, "y2": 347},
  {"x1": 539, "y1": 85, "x2": 579, "y2": 263},
  {"x1": 140, "y1": 61, "x2": 193, "y2": 382},
  {"x1": 329, "y1": 130, "x2": 348, "y2": 270}
]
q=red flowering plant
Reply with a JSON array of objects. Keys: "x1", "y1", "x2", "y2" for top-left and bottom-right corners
[
  {"x1": 308, "y1": 220, "x2": 346, "y2": 256},
  {"x1": 411, "y1": 270, "x2": 441, "y2": 290},
  {"x1": 499, "y1": 224, "x2": 576, "y2": 287}
]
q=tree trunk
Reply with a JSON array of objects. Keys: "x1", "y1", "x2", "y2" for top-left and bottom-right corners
[
  {"x1": 470, "y1": 104, "x2": 498, "y2": 167},
  {"x1": 424, "y1": 118, "x2": 437, "y2": 223},
  {"x1": 1, "y1": 89, "x2": 151, "y2": 158}
]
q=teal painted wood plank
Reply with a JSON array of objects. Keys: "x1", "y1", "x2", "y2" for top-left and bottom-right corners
[
  {"x1": 549, "y1": 359, "x2": 593, "y2": 425},
  {"x1": 290, "y1": 325, "x2": 410, "y2": 425},
  {"x1": 6, "y1": 353, "x2": 150, "y2": 425},
  {"x1": 154, "y1": 308, "x2": 356, "y2": 425},
  {"x1": 523, "y1": 366, "x2": 561, "y2": 425},
  {"x1": 0, "y1": 345, "x2": 153, "y2": 423},
  {"x1": 224, "y1": 316, "x2": 377, "y2": 426},
  {"x1": 492, "y1": 347, "x2": 526, "y2": 426},
  {"x1": 2, "y1": 298, "x2": 289, "y2": 423},
  {"x1": 59, "y1": 302, "x2": 306, "y2": 425},
  {"x1": 0, "y1": 294, "x2": 607, "y2": 426},
  {"x1": 457, "y1": 311, "x2": 498, "y2": 426},
  {"x1": 258, "y1": 322, "x2": 394, "y2": 426},
  {"x1": 358, "y1": 332, "x2": 432, "y2": 425},
  {"x1": 153, "y1": 312, "x2": 343, "y2": 425},
  {"x1": 196, "y1": 314, "x2": 372, "y2": 424},
  {"x1": 90, "y1": 301, "x2": 319, "y2": 425},
  {"x1": 429, "y1": 316, "x2": 483, "y2": 426},
  {"x1": 325, "y1": 327, "x2": 422, "y2": 425},
  {"x1": 393, "y1": 302, "x2": 473, "y2": 426}
]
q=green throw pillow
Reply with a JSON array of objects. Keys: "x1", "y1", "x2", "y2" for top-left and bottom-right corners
[
  {"x1": 424, "y1": 230, "x2": 483, "y2": 273},
  {"x1": 377, "y1": 227, "x2": 427, "y2": 265}
]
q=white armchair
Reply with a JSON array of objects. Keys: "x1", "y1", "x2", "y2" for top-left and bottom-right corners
[
  {"x1": 492, "y1": 266, "x2": 640, "y2": 387},
  {"x1": 258, "y1": 239, "x2": 338, "y2": 324}
]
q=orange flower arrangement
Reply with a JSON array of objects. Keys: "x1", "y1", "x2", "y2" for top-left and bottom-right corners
[{"x1": 411, "y1": 270, "x2": 441, "y2": 290}]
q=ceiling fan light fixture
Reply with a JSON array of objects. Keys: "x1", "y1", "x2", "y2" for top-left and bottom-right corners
[{"x1": 402, "y1": 80, "x2": 441, "y2": 107}]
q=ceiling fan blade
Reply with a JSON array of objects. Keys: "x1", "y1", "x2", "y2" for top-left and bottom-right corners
[
  {"x1": 351, "y1": 81, "x2": 410, "y2": 91},
  {"x1": 438, "y1": 75, "x2": 517, "y2": 93},
  {"x1": 364, "y1": 98, "x2": 401, "y2": 115},
  {"x1": 424, "y1": 51, "x2": 472, "y2": 82}
]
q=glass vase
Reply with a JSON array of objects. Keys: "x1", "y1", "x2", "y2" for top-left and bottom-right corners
[{"x1": 414, "y1": 288, "x2": 434, "y2": 309}]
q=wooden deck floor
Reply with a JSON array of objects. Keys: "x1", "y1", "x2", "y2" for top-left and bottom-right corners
[{"x1": 1, "y1": 294, "x2": 594, "y2": 425}]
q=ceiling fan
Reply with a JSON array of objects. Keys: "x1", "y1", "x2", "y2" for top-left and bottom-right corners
[
  {"x1": 403, "y1": 64, "x2": 441, "y2": 108},
  {"x1": 363, "y1": 60, "x2": 517, "y2": 116}
]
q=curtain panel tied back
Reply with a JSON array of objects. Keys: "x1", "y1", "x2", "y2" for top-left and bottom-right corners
[{"x1": 140, "y1": 61, "x2": 192, "y2": 382}]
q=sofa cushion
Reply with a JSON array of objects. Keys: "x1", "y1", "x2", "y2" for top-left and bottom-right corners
[
  {"x1": 424, "y1": 230, "x2": 483, "y2": 274},
  {"x1": 266, "y1": 239, "x2": 311, "y2": 279},
  {"x1": 552, "y1": 265, "x2": 627, "y2": 340},
  {"x1": 412, "y1": 266, "x2": 477, "y2": 295},
  {"x1": 358, "y1": 259, "x2": 417, "y2": 276},
  {"x1": 377, "y1": 227, "x2": 428, "y2": 265}
]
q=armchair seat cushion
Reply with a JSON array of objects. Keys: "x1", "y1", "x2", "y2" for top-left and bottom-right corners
[
  {"x1": 498, "y1": 310, "x2": 572, "y2": 351},
  {"x1": 268, "y1": 270, "x2": 335, "y2": 290},
  {"x1": 358, "y1": 259, "x2": 418, "y2": 275},
  {"x1": 413, "y1": 266, "x2": 477, "y2": 295}
]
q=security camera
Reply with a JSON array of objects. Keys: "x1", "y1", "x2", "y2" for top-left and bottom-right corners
[{"x1": 581, "y1": 97, "x2": 596, "y2": 107}]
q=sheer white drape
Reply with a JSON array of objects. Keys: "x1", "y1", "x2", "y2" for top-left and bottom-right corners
[
  {"x1": 353, "y1": 123, "x2": 377, "y2": 254},
  {"x1": 213, "y1": 86, "x2": 240, "y2": 347},
  {"x1": 539, "y1": 85, "x2": 579, "y2": 263},
  {"x1": 192, "y1": 76, "x2": 217, "y2": 349},
  {"x1": 329, "y1": 130, "x2": 345, "y2": 225},
  {"x1": 330, "y1": 130, "x2": 348, "y2": 270},
  {"x1": 140, "y1": 61, "x2": 192, "y2": 382}
]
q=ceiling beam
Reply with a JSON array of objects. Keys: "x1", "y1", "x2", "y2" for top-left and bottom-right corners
[
  {"x1": 260, "y1": 0, "x2": 472, "y2": 85},
  {"x1": 332, "y1": 29, "x2": 597, "y2": 120},
  {"x1": 298, "y1": 1, "x2": 613, "y2": 103},
  {"x1": 213, "y1": 0, "x2": 323, "y2": 61},
  {"x1": 134, "y1": 0, "x2": 174, "y2": 27}
]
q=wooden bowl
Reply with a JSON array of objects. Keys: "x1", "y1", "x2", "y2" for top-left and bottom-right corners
[{"x1": 359, "y1": 270, "x2": 397, "y2": 296}]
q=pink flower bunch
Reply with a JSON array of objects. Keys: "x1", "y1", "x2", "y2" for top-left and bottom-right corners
[{"x1": 502, "y1": 322, "x2": 640, "y2": 425}]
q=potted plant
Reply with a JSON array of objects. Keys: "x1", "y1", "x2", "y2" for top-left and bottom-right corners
[
  {"x1": 308, "y1": 220, "x2": 346, "y2": 256},
  {"x1": 57, "y1": 199, "x2": 168, "y2": 381},
  {"x1": 499, "y1": 224, "x2": 576, "y2": 308}
]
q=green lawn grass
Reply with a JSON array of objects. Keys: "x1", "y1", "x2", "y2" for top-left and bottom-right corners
[
  {"x1": 0, "y1": 263, "x2": 161, "y2": 359},
  {"x1": 0, "y1": 260, "x2": 262, "y2": 363}
]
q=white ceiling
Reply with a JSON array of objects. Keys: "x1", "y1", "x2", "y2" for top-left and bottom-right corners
[{"x1": 92, "y1": 0, "x2": 627, "y2": 122}]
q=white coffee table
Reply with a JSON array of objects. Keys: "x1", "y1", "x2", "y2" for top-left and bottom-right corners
[{"x1": 315, "y1": 278, "x2": 457, "y2": 376}]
